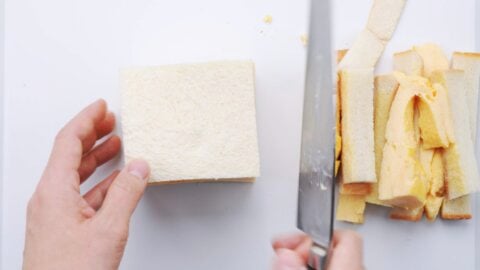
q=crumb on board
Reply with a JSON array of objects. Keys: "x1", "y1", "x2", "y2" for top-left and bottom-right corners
[
  {"x1": 263, "y1": 15, "x2": 273, "y2": 24},
  {"x1": 300, "y1": 34, "x2": 308, "y2": 47}
]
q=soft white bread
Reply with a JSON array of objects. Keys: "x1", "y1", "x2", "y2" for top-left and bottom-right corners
[
  {"x1": 365, "y1": 75, "x2": 398, "y2": 206},
  {"x1": 340, "y1": 68, "x2": 376, "y2": 184},
  {"x1": 413, "y1": 44, "x2": 449, "y2": 77},
  {"x1": 338, "y1": 29, "x2": 386, "y2": 70},
  {"x1": 120, "y1": 61, "x2": 260, "y2": 183},
  {"x1": 366, "y1": 0, "x2": 406, "y2": 41},
  {"x1": 451, "y1": 52, "x2": 480, "y2": 140},
  {"x1": 336, "y1": 194, "x2": 367, "y2": 224},
  {"x1": 441, "y1": 195, "x2": 472, "y2": 220},
  {"x1": 431, "y1": 70, "x2": 480, "y2": 198},
  {"x1": 393, "y1": 50, "x2": 423, "y2": 76}
]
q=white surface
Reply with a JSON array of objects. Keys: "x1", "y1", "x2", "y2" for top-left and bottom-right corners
[
  {"x1": 0, "y1": 0, "x2": 4, "y2": 267},
  {"x1": 1, "y1": 0, "x2": 479, "y2": 269}
]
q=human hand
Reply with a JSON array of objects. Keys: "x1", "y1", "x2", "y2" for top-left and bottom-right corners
[
  {"x1": 271, "y1": 230, "x2": 364, "y2": 270},
  {"x1": 23, "y1": 100, "x2": 150, "y2": 270}
]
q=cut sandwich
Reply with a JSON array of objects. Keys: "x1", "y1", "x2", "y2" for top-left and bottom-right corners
[
  {"x1": 378, "y1": 74, "x2": 426, "y2": 209},
  {"x1": 424, "y1": 150, "x2": 444, "y2": 221},
  {"x1": 365, "y1": 75, "x2": 398, "y2": 206},
  {"x1": 335, "y1": 49, "x2": 349, "y2": 176},
  {"x1": 120, "y1": 61, "x2": 260, "y2": 184},
  {"x1": 393, "y1": 73, "x2": 454, "y2": 149},
  {"x1": 431, "y1": 70, "x2": 480, "y2": 199},
  {"x1": 451, "y1": 52, "x2": 480, "y2": 140}
]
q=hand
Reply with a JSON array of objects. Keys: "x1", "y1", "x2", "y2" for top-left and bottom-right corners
[
  {"x1": 23, "y1": 100, "x2": 150, "y2": 270},
  {"x1": 271, "y1": 230, "x2": 364, "y2": 270}
]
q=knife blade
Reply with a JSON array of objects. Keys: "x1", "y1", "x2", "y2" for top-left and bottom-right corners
[{"x1": 296, "y1": 0, "x2": 335, "y2": 269}]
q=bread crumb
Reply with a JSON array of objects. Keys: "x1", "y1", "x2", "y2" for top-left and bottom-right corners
[
  {"x1": 263, "y1": 15, "x2": 272, "y2": 24},
  {"x1": 300, "y1": 34, "x2": 308, "y2": 47}
]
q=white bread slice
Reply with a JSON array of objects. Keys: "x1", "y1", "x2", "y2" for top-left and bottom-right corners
[
  {"x1": 338, "y1": 29, "x2": 386, "y2": 70},
  {"x1": 413, "y1": 44, "x2": 450, "y2": 77},
  {"x1": 451, "y1": 52, "x2": 480, "y2": 140},
  {"x1": 366, "y1": 0, "x2": 406, "y2": 41},
  {"x1": 340, "y1": 68, "x2": 376, "y2": 184},
  {"x1": 441, "y1": 195, "x2": 472, "y2": 220},
  {"x1": 365, "y1": 75, "x2": 398, "y2": 206},
  {"x1": 425, "y1": 150, "x2": 445, "y2": 221},
  {"x1": 389, "y1": 207, "x2": 423, "y2": 222},
  {"x1": 431, "y1": 70, "x2": 480, "y2": 198},
  {"x1": 378, "y1": 74, "x2": 426, "y2": 209},
  {"x1": 393, "y1": 50, "x2": 423, "y2": 76},
  {"x1": 120, "y1": 61, "x2": 260, "y2": 183},
  {"x1": 336, "y1": 194, "x2": 367, "y2": 224}
]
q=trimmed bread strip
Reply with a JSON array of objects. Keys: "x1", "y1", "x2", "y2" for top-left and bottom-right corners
[
  {"x1": 451, "y1": 52, "x2": 480, "y2": 140},
  {"x1": 338, "y1": 29, "x2": 385, "y2": 70},
  {"x1": 336, "y1": 194, "x2": 367, "y2": 224},
  {"x1": 431, "y1": 70, "x2": 480, "y2": 198},
  {"x1": 121, "y1": 61, "x2": 260, "y2": 183},
  {"x1": 340, "y1": 183, "x2": 372, "y2": 196},
  {"x1": 441, "y1": 195, "x2": 472, "y2": 220},
  {"x1": 340, "y1": 69, "x2": 376, "y2": 184},
  {"x1": 389, "y1": 207, "x2": 423, "y2": 222},
  {"x1": 366, "y1": 0, "x2": 406, "y2": 41},
  {"x1": 365, "y1": 75, "x2": 398, "y2": 206},
  {"x1": 446, "y1": 52, "x2": 480, "y2": 219}
]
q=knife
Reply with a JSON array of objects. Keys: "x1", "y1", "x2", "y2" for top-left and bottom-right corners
[{"x1": 297, "y1": 0, "x2": 335, "y2": 269}]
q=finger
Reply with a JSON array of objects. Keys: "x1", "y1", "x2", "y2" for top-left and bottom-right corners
[
  {"x1": 45, "y1": 99, "x2": 107, "y2": 182},
  {"x1": 294, "y1": 236, "x2": 312, "y2": 263},
  {"x1": 96, "y1": 160, "x2": 150, "y2": 226},
  {"x1": 82, "y1": 112, "x2": 116, "y2": 154},
  {"x1": 83, "y1": 170, "x2": 120, "y2": 210},
  {"x1": 329, "y1": 230, "x2": 364, "y2": 270},
  {"x1": 272, "y1": 233, "x2": 309, "y2": 251},
  {"x1": 78, "y1": 135, "x2": 121, "y2": 183},
  {"x1": 272, "y1": 248, "x2": 306, "y2": 270}
]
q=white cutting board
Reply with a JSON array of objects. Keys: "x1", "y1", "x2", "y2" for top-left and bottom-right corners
[{"x1": 1, "y1": 0, "x2": 479, "y2": 269}]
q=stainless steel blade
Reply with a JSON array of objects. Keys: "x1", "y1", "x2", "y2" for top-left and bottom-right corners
[{"x1": 297, "y1": 0, "x2": 335, "y2": 256}]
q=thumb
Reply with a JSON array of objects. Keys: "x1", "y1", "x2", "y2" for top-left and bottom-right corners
[{"x1": 97, "y1": 159, "x2": 150, "y2": 225}]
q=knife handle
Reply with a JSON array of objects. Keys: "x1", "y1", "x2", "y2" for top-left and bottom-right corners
[{"x1": 307, "y1": 244, "x2": 329, "y2": 270}]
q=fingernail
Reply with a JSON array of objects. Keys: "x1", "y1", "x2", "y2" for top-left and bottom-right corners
[{"x1": 127, "y1": 159, "x2": 150, "y2": 181}]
